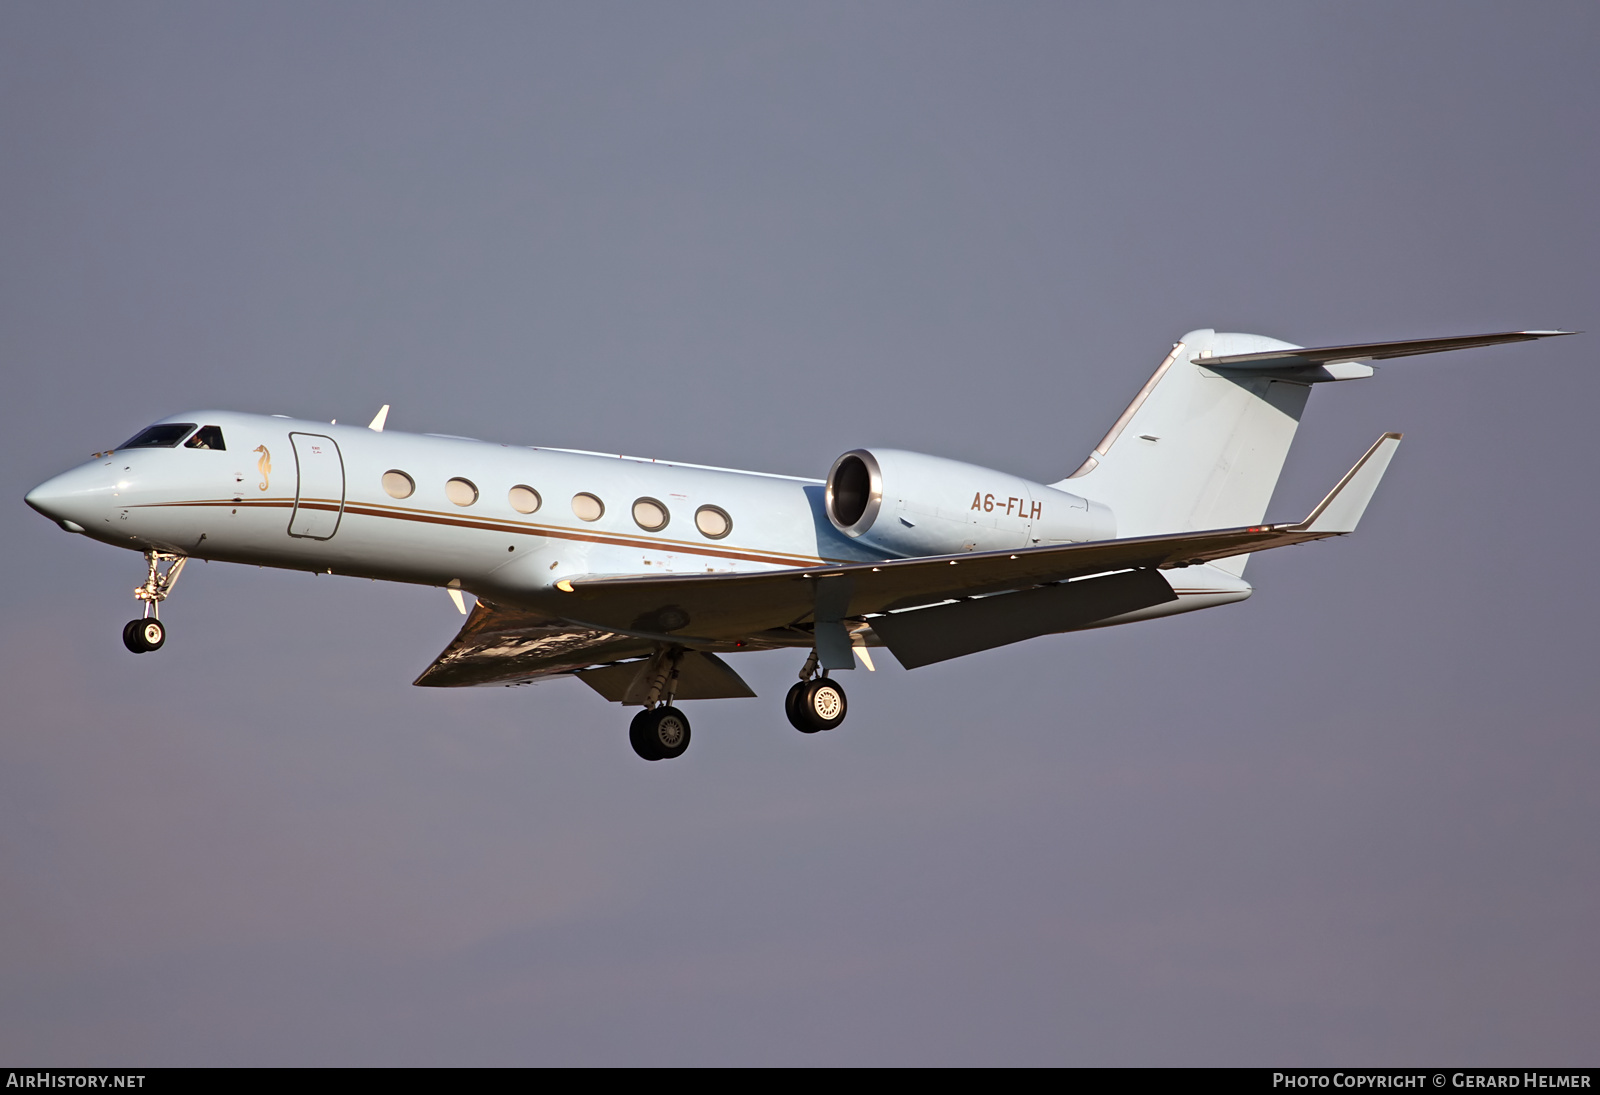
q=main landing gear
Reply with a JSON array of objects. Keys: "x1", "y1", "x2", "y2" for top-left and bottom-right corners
[
  {"x1": 785, "y1": 649, "x2": 848, "y2": 734},
  {"x1": 623, "y1": 645, "x2": 853, "y2": 759},
  {"x1": 122, "y1": 550, "x2": 186, "y2": 654},
  {"x1": 628, "y1": 646, "x2": 692, "y2": 761}
]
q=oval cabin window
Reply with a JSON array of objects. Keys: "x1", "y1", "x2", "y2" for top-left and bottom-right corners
[
  {"x1": 572, "y1": 492, "x2": 604, "y2": 522},
  {"x1": 445, "y1": 478, "x2": 479, "y2": 507},
  {"x1": 695, "y1": 505, "x2": 732, "y2": 539},
  {"x1": 382, "y1": 470, "x2": 415, "y2": 499},
  {"x1": 632, "y1": 497, "x2": 669, "y2": 532},
  {"x1": 508, "y1": 485, "x2": 541, "y2": 514}
]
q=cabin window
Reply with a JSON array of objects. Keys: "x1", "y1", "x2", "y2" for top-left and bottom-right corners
[
  {"x1": 446, "y1": 478, "x2": 479, "y2": 507},
  {"x1": 572, "y1": 493, "x2": 604, "y2": 522},
  {"x1": 508, "y1": 485, "x2": 541, "y2": 514},
  {"x1": 632, "y1": 497, "x2": 669, "y2": 532},
  {"x1": 120, "y1": 423, "x2": 196, "y2": 449},
  {"x1": 382, "y1": 470, "x2": 415, "y2": 499},
  {"x1": 184, "y1": 425, "x2": 226, "y2": 450},
  {"x1": 695, "y1": 504, "x2": 732, "y2": 539}
]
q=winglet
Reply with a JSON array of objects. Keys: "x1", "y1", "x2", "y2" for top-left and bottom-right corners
[
  {"x1": 1289, "y1": 433, "x2": 1403, "y2": 534},
  {"x1": 368, "y1": 404, "x2": 391, "y2": 432}
]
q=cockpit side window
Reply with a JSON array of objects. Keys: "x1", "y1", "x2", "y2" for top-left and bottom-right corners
[
  {"x1": 185, "y1": 425, "x2": 226, "y2": 450},
  {"x1": 120, "y1": 423, "x2": 197, "y2": 449}
]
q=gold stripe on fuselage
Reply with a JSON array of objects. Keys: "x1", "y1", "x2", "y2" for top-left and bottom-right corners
[{"x1": 139, "y1": 498, "x2": 835, "y2": 568}]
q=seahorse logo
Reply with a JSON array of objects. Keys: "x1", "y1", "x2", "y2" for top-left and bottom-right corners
[{"x1": 253, "y1": 445, "x2": 272, "y2": 491}]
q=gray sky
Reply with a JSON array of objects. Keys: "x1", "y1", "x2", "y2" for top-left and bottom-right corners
[{"x1": 2, "y1": 1, "x2": 1596, "y2": 1065}]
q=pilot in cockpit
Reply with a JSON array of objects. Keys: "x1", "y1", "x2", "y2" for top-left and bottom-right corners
[{"x1": 184, "y1": 426, "x2": 225, "y2": 450}]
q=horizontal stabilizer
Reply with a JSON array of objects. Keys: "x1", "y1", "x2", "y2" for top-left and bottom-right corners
[
  {"x1": 1290, "y1": 433, "x2": 1402, "y2": 534},
  {"x1": 1200, "y1": 329, "x2": 1573, "y2": 370}
]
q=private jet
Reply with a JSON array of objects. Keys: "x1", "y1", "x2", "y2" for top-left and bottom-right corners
[{"x1": 25, "y1": 328, "x2": 1570, "y2": 760}]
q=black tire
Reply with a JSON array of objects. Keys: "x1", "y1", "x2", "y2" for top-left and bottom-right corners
[
  {"x1": 629, "y1": 708, "x2": 662, "y2": 760},
  {"x1": 122, "y1": 620, "x2": 145, "y2": 653},
  {"x1": 791, "y1": 677, "x2": 847, "y2": 733},
  {"x1": 629, "y1": 706, "x2": 691, "y2": 761},
  {"x1": 785, "y1": 680, "x2": 822, "y2": 733}
]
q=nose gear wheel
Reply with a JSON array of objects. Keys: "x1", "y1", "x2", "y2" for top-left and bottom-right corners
[{"x1": 122, "y1": 618, "x2": 166, "y2": 653}]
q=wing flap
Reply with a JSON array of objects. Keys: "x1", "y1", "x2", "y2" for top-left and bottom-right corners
[{"x1": 869, "y1": 568, "x2": 1178, "y2": 669}]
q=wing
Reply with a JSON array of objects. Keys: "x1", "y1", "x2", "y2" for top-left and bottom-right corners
[
  {"x1": 418, "y1": 434, "x2": 1399, "y2": 686},
  {"x1": 555, "y1": 520, "x2": 1322, "y2": 644},
  {"x1": 555, "y1": 434, "x2": 1403, "y2": 641}
]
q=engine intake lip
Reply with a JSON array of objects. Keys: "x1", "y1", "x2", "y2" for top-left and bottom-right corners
[{"x1": 825, "y1": 449, "x2": 883, "y2": 536}]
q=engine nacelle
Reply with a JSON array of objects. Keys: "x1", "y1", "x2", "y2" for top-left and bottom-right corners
[{"x1": 825, "y1": 448, "x2": 1115, "y2": 558}]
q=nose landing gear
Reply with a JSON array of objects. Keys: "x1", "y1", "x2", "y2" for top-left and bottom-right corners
[
  {"x1": 786, "y1": 649, "x2": 848, "y2": 734},
  {"x1": 122, "y1": 551, "x2": 186, "y2": 654}
]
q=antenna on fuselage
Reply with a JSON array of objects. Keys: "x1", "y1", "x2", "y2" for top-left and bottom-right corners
[{"x1": 368, "y1": 405, "x2": 391, "y2": 432}]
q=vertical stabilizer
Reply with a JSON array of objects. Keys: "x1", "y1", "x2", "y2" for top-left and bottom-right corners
[{"x1": 1058, "y1": 330, "x2": 1318, "y2": 572}]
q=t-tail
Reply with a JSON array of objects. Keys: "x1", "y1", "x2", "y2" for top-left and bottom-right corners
[{"x1": 1058, "y1": 328, "x2": 1573, "y2": 573}]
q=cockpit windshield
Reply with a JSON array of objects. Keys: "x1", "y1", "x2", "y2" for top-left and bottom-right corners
[
  {"x1": 184, "y1": 425, "x2": 226, "y2": 450},
  {"x1": 120, "y1": 423, "x2": 197, "y2": 449}
]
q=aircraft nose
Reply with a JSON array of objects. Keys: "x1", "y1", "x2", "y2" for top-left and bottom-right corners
[
  {"x1": 25, "y1": 476, "x2": 68, "y2": 520},
  {"x1": 25, "y1": 465, "x2": 110, "y2": 533}
]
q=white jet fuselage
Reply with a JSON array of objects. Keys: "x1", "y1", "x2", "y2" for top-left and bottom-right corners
[
  {"x1": 36, "y1": 411, "x2": 881, "y2": 610},
  {"x1": 30, "y1": 408, "x2": 1250, "y2": 645}
]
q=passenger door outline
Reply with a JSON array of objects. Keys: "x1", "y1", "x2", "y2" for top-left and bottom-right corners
[{"x1": 287, "y1": 432, "x2": 345, "y2": 540}]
